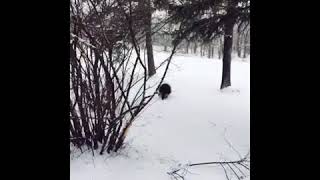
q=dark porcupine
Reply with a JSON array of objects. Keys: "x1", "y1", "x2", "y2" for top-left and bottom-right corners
[{"x1": 158, "y1": 83, "x2": 171, "y2": 100}]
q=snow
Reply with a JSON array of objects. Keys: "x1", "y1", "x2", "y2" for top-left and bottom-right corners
[{"x1": 70, "y1": 49, "x2": 250, "y2": 180}]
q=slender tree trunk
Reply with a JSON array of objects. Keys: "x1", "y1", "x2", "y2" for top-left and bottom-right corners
[
  {"x1": 194, "y1": 41, "x2": 197, "y2": 54},
  {"x1": 243, "y1": 30, "x2": 249, "y2": 58},
  {"x1": 211, "y1": 43, "x2": 214, "y2": 58},
  {"x1": 162, "y1": 34, "x2": 167, "y2": 51},
  {"x1": 241, "y1": 32, "x2": 245, "y2": 58},
  {"x1": 185, "y1": 40, "x2": 190, "y2": 54},
  {"x1": 220, "y1": 14, "x2": 236, "y2": 89},
  {"x1": 208, "y1": 43, "x2": 211, "y2": 58},
  {"x1": 145, "y1": 0, "x2": 156, "y2": 76},
  {"x1": 164, "y1": 35, "x2": 168, "y2": 51},
  {"x1": 233, "y1": 33, "x2": 237, "y2": 52},
  {"x1": 237, "y1": 33, "x2": 242, "y2": 57},
  {"x1": 218, "y1": 38, "x2": 223, "y2": 59}
]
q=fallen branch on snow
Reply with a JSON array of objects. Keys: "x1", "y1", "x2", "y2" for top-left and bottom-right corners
[{"x1": 167, "y1": 153, "x2": 250, "y2": 180}]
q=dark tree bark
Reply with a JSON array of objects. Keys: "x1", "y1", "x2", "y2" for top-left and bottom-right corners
[
  {"x1": 164, "y1": 34, "x2": 168, "y2": 51},
  {"x1": 220, "y1": 31, "x2": 233, "y2": 89},
  {"x1": 207, "y1": 43, "x2": 212, "y2": 58},
  {"x1": 211, "y1": 43, "x2": 214, "y2": 58},
  {"x1": 218, "y1": 38, "x2": 223, "y2": 59},
  {"x1": 243, "y1": 29, "x2": 249, "y2": 58},
  {"x1": 237, "y1": 33, "x2": 242, "y2": 57},
  {"x1": 185, "y1": 40, "x2": 190, "y2": 54},
  {"x1": 193, "y1": 41, "x2": 197, "y2": 54},
  {"x1": 220, "y1": 2, "x2": 237, "y2": 89},
  {"x1": 145, "y1": 0, "x2": 156, "y2": 76}
]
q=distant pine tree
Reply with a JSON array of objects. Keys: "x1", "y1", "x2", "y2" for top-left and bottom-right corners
[{"x1": 166, "y1": 0, "x2": 250, "y2": 89}]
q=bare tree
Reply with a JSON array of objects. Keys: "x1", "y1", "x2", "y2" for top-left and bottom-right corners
[{"x1": 70, "y1": 0, "x2": 177, "y2": 154}]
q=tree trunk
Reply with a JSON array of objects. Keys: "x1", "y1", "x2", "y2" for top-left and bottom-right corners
[
  {"x1": 243, "y1": 30, "x2": 249, "y2": 58},
  {"x1": 185, "y1": 40, "x2": 190, "y2": 54},
  {"x1": 237, "y1": 33, "x2": 242, "y2": 57},
  {"x1": 218, "y1": 38, "x2": 223, "y2": 59},
  {"x1": 211, "y1": 43, "x2": 215, "y2": 58},
  {"x1": 220, "y1": 16, "x2": 236, "y2": 89},
  {"x1": 193, "y1": 41, "x2": 197, "y2": 54},
  {"x1": 145, "y1": 0, "x2": 156, "y2": 76},
  {"x1": 207, "y1": 43, "x2": 211, "y2": 58},
  {"x1": 233, "y1": 33, "x2": 237, "y2": 52}
]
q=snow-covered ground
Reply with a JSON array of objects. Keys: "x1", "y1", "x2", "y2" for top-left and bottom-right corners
[{"x1": 70, "y1": 50, "x2": 250, "y2": 180}]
